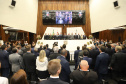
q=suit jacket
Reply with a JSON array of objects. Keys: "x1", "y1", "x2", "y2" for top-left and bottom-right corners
[
  {"x1": 57, "y1": 56, "x2": 71, "y2": 83},
  {"x1": 110, "y1": 52, "x2": 126, "y2": 72},
  {"x1": 23, "y1": 52, "x2": 36, "y2": 72},
  {"x1": 45, "y1": 49, "x2": 50, "y2": 58},
  {"x1": 18, "y1": 49, "x2": 23, "y2": 56},
  {"x1": 95, "y1": 52, "x2": 109, "y2": 74},
  {"x1": 21, "y1": 47, "x2": 27, "y2": 54},
  {"x1": 40, "y1": 78, "x2": 69, "y2": 84},
  {"x1": 49, "y1": 53, "x2": 61, "y2": 60},
  {"x1": 77, "y1": 56, "x2": 92, "y2": 68},
  {"x1": 66, "y1": 50, "x2": 70, "y2": 62},
  {"x1": 9, "y1": 53, "x2": 24, "y2": 73},
  {"x1": 70, "y1": 69, "x2": 98, "y2": 84},
  {"x1": 74, "y1": 50, "x2": 80, "y2": 61},
  {"x1": 78, "y1": 50, "x2": 84, "y2": 57},
  {"x1": 0, "y1": 50, "x2": 9, "y2": 68},
  {"x1": 89, "y1": 49, "x2": 100, "y2": 69}
]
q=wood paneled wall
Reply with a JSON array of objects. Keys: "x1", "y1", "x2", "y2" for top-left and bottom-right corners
[
  {"x1": 99, "y1": 29, "x2": 126, "y2": 43},
  {"x1": 37, "y1": 0, "x2": 91, "y2": 37}
]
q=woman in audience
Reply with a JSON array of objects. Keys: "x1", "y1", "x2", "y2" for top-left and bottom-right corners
[
  {"x1": 10, "y1": 69, "x2": 28, "y2": 84},
  {"x1": 36, "y1": 50, "x2": 49, "y2": 81}
]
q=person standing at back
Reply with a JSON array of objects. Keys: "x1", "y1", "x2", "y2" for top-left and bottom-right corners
[
  {"x1": 9, "y1": 48, "x2": 24, "y2": 73},
  {"x1": 0, "y1": 45, "x2": 10, "y2": 78},
  {"x1": 23, "y1": 45, "x2": 36, "y2": 81},
  {"x1": 95, "y1": 46, "x2": 109, "y2": 82},
  {"x1": 70, "y1": 60, "x2": 98, "y2": 84},
  {"x1": 57, "y1": 49, "x2": 71, "y2": 83},
  {"x1": 40, "y1": 59, "x2": 69, "y2": 84},
  {"x1": 74, "y1": 46, "x2": 80, "y2": 69}
]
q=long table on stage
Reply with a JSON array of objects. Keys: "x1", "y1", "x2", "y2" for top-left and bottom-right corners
[{"x1": 36, "y1": 39, "x2": 93, "y2": 61}]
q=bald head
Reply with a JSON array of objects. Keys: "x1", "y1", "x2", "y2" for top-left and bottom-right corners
[{"x1": 80, "y1": 60, "x2": 89, "y2": 71}]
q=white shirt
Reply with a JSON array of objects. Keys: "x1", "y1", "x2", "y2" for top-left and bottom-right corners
[
  {"x1": 50, "y1": 76, "x2": 59, "y2": 79},
  {"x1": 36, "y1": 57, "x2": 48, "y2": 71},
  {"x1": 0, "y1": 77, "x2": 8, "y2": 84}
]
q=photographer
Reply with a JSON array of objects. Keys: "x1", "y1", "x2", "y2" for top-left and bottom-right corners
[{"x1": 70, "y1": 60, "x2": 98, "y2": 84}]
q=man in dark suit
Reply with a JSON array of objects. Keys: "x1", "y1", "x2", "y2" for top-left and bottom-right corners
[
  {"x1": 40, "y1": 59, "x2": 69, "y2": 84},
  {"x1": 49, "y1": 46, "x2": 61, "y2": 60},
  {"x1": 74, "y1": 46, "x2": 80, "y2": 69},
  {"x1": 44, "y1": 45, "x2": 50, "y2": 58},
  {"x1": 77, "y1": 50, "x2": 92, "y2": 68},
  {"x1": 95, "y1": 46, "x2": 109, "y2": 81},
  {"x1": 110, "y1": 46, "x2": 126, "y2": 80},
  {"x1": 0, "y1": 45, "x2": 10, "y2": 78},
  {"x1": 57, "y1": 49, "x2": 71, "y2": 83},
  {"x1": 70, "y1": 60, "x2": 98, "y2": 84},
  {"x1": 105, "y1": 44, "x2": 114, "y2": 64},
  {"x1": 83, "y1": 34, "x2": 86, "y2": 39},
  {"x1": 77, "y1": 34, "x2": 81, "y2": 39},
  {"x1": 62, "y1": 44, "x2": 70, "y2": 62},
  {"x1": 89, "y1": 45, "x2": 100, "y2": 69},
  {"x1": 74, "y1": 33, "x2": 78, "y2": 39},
  {"x1": 23, "y1": 45, "x2": 36, "y2": 81},
  {"x1": 46, "y1": 44, "x2": 52, "y2": 52},
  {"x1": 78, "y1": 46, "x2": 87, "y2": 57}
]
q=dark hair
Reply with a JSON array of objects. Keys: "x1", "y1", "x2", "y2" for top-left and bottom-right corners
[
  {"x1": 77, "y1": 46, "x2": 80, "y2": 50},
  {"x1": 82, "y1": 46, "x2": 86, "y2": 50},
  {"x1": 1, "y1": 45, "x2": 7, "y2": 50},
  {"x1": 44, "y1": 45, "x2": 47, "y2": 49},
  {"x1": 62, "y1": 44, "x2": 66, "y2": 49},
  {"x1": 99, "y1": 46, "x2": 106, "y2": 52},
  {"x1": 25, "y1": 45, "x2": 31, "y2": 51},
  {"x1": 10, "y1": 69, "x2": 28, "y2": 84},
  {"x1": 83, "y1": 50, "x2": 89, "y2": 56},
  {"x1": 21, "y1": 44, "x2": 25, "y2": 47},
  {"x1": 106, "y1": 44, "x2": 111, "y2": 48},
  {"x1": 46, "y1": 44, "x2": 48, "y2": 48},
  {"x1": 12, "y1": 48, "x2": 17, "y2": 53}
]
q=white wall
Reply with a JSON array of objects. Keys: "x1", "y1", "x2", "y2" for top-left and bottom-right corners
[
  {"x1": 0, "y1": 0, "x2": 38, "y2": 33},
  {"x1": 89, "y1": 0, "x2": 126, "y2": 33}
]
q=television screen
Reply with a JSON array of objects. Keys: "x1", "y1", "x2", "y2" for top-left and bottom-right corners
[
  {"x1": 43, "y1": 11, "x2": 56, "y2": 25},
  {"x1": 42, "y1": 10, "x2": 85, "y2": 25},
  {"x1": 56, "y1": 11, "x2": 72, "y2": 24},
  {"x1": 72, "y1": 10, "x2": 85, "y2": 24}
]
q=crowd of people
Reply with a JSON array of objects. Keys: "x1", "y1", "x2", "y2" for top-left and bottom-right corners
[
  {"x1": 44, "y1": 33, "x2": 87, "y2": 40},
  {"x1": 0, "y1": 39, "x2": 126, "y2": 84}
]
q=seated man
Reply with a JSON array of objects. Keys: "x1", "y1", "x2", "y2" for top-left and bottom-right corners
[
  {"x1": 70, "y1": 60, "x2": 98, "y2": 84},
  {"x1": 40, "y1": 59, "x2": 69, "y2": 84}
]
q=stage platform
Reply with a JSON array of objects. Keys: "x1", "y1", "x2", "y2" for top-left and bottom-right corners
[{"x1": 36, "y1": 39, "x2": 93, "y2": 54}]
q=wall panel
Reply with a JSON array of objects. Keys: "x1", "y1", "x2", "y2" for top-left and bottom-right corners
[{"x1": 37, "y1": 0, "x2": 91, "y2": 37}]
